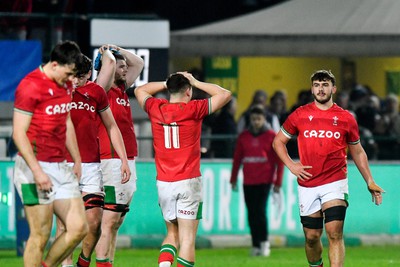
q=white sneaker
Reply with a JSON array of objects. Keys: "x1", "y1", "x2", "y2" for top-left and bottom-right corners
[
  {"x1": 250, "y1": 247, "x2": 261, "y2": 256},
  {"x1": 260, "y1": 241, "x2": 271, "y2": 257}
]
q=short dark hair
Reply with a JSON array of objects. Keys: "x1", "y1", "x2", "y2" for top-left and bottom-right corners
[
  {"x1": 50, "y1": 40, "x2": 81, "y2": 67},
  {"x1": 111, "y1": 50, "x2": 125, "y2": 61},
  {"x1": 75, "y1": 54, "x2": 92, "y2": 77},
  {"x1": 310, "y1": 70, "x2": 336, "y2": 86},
  {"x1": 166, "y1": 73, "x2": 191, "y2": 94},
  {"x1": 249, "y1": 105, "x2": 265, "y2": 116}
]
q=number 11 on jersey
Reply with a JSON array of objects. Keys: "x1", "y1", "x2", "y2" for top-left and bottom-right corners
[{"x1": 163, "y1": 122, "x2": 180, "y2": 149}]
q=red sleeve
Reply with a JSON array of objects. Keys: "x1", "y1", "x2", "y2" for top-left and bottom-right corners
[
  {"x1": 95, "y1": 84, "x2": 110, "y2": 112},
  {"x1": 190, "y1": 99, "x2": 210, "y2": 120},
  {"x1": 230, "y1": 133, "x2": 244, "y2": 184},
  {"x1": 281, "y1": 108, "x2": 299, "y2": 137},
  {"x1": 347, "y1": 112, "x2": 360, "y2": 144},
  {"x1": 14, "y1": 78, "x2": 39, "y2": 114}
]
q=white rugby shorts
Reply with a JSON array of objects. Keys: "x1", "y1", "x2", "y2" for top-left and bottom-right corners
[
  {"x1": 13, "y1": 155, "x2": 81, "y2": 205},
  {"x1": 298, "y1": 179, "x2": 349, "y2": 216},
  {"x1": 67, "y1": 162, "x2": 104, "y2": 195},
  {"x1": 157, "y1": 177, "x2": 203, "y2": 221},
  {"x1": 101, "y1": 158, "x2": 137, "y2": 205}
]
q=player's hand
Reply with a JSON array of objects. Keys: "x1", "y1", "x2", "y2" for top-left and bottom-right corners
[
  {"x1": 272, "y1": 188, "x2": 282, "y2": 213},
  {"x1": 120, "y1": 161, "x2": 131, "y2": 184},
  {"x1": 367, "y1": 181, "x2": 384, "y2": 206},
  {"x1": 289, "y1": 162, "x2": 312, "y2": 181},
  {"x1": 178, "y1": 71, "x2": 198, "y2": 87},
  {"x1": 33, "y1": 169, "x2": 53, "y2": 193},
  {"x1": 98, "y1": 44, "x2": 109, "y2": 54},
  {"x1": 73, "y1": 162, "x2": 82, "y2": 181},
  {"x1": 231, "y1": 182, "x2": 238, "y2": 192}
]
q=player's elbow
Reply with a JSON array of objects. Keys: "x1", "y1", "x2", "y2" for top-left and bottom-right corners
[
  {"x1": 222, "y1": 90, "x2": 233, "y2": 104},
  {"x1": 272, "y1": 138, "x2": 280, "y2": 152}
]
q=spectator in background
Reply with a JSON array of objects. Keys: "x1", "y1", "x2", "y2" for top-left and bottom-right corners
[
  {"x1": 210, "y1": 96, "x2": 237, "y2": 158},
  {"x1": 238, "y1": 90, "x2": 280, "y2": 133},
  {"x1": 374, "y1": 93, "x2": 400, "y2": 159},
  {"x1": 349, "y1": 85, "x2": 380, "y2": 160},
  {"x1": 0, "y1": 0, "x2": 32, "y2": 40},
  {"x1": 269, "y1": 90, "x2": 288, "y2": 125},
  {"x1": 289, "y1": 89, "x2": 314, "y2": 114},
  {"x1": 335, "y1": 91, "x2": 351, "y2": 110},
  {"x1": 230, "y1": 105, "x2": 283, "y2": 257}
]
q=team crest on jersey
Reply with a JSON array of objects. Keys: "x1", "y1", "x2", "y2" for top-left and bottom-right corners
[
  {"x1": 333, "y1": 116, "x2": 339, "y2": 126},
  {"x1": 308, "y1": 115, "x2": 313, "y2": 121}
]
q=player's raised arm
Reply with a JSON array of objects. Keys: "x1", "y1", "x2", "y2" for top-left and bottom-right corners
[
  {"x1": 117, "y1": 46, "x2": 144, "y2": 87},
  {"x1": 135, "y1": 81, "x2": 166, "y2": 110},
  {"x1": 95, "y1": 45, "x2": 116, "y2": 92},
  {"x1": 179, "y1": 71, "x2": 232, "y2": 113}
]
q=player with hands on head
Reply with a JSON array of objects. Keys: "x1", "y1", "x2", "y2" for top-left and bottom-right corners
[
  {"x1": 95, "y1": 44, "x2": 144, "y2": 267},
  {"x1": 12, "y1": 40, "x2": 88, "y2": 267},
  {"x1": 135, "y1": 71, "x2": 232, "y2": 267},
  {"x1": 272, "y1": 69, "x2": 384, "y2": 267},
  {"x1": 56, "y1": 49, "x2": 131, "y2": 267}
]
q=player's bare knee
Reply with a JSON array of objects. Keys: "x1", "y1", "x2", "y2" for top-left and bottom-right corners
[
  {"x1": 68, "y1": 219, "x2": 89, "y2": 240},
  {"x1": 28, "y1": 233, "x2": 49, "y2": 250},
  {"x1": 326, "y1": 230, "x2": 344, "y2": 241}
]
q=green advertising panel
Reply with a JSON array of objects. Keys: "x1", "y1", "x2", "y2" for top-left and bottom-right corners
[
  {"x1": 204, "y1": 57, "x2": 238, "y2": 96},
  {"x1": 0, "y1": 161, "x2": 399, "y2": 244}
]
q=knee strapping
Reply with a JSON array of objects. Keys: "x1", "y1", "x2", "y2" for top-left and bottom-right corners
[
  {"x1": 103, "y1": 203, "x2": 129, "y2": 213},
  {"x1": 324, "y1": 206, "x2": 347, "y2": 223},
  {"x1": 301, "y1": 216, "x2": 323, "y2": 229},
  {"x1": 83, "y1": 194, "x2": 104, "y2": 210}
]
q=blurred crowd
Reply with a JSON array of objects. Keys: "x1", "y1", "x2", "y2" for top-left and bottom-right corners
[
  {"x1": 0, "y1": 0, "x2": 154, "y2": 58},
  {"x1": 2, "y1": 1, "x2": 399, "y2": 161},
  {"x1": 203, "y1": 84, "x2": 400, "y2": 160}
]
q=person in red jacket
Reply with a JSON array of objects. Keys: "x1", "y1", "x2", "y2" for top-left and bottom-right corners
[{"x1": 230, "y1": 105, "x2": 284, "y2": 257}]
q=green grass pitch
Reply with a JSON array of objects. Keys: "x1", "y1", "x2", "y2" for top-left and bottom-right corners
[{"x1": 1, "y1": 245, "x2": 399, "y2": 266}]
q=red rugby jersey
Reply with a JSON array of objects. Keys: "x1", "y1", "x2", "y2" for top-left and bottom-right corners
[
  {"x1": 230, "y1": 129, "x2": 283, "y2": 186},
  {"x1": 14, "y1": 66, "x2": 73, "y2": 162},
  {"x1": 144, "y1": 97, "x2": 210, "y2": 182},
  {"x1": 281, "y1": 102, "x2": 360, "y2": 187},
  {"x1": 98, "y1": 84, "x2": 137, "y2": 159},
  {"x1": 66, "y1": 81, "x2": 109, "y2": 163}
]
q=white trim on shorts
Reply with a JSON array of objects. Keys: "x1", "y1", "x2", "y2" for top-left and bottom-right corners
[{"x1": 298, "y1": 179, "x2": 349, "y2": 216}]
